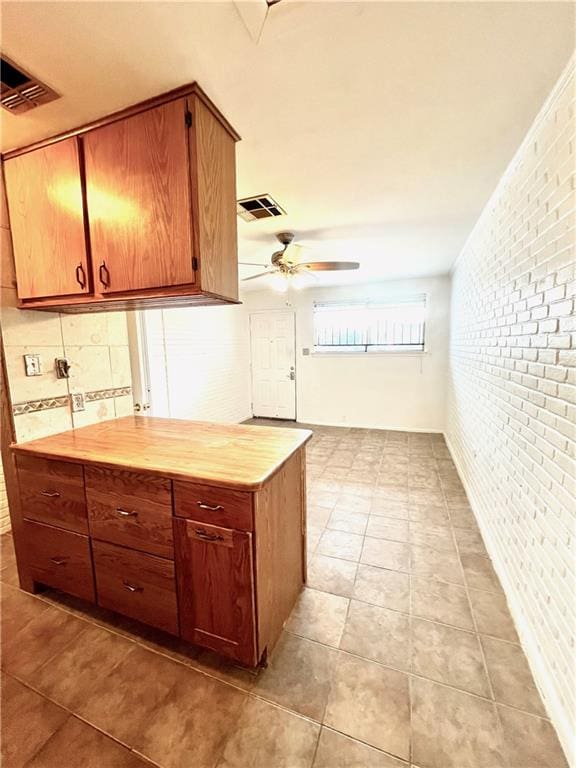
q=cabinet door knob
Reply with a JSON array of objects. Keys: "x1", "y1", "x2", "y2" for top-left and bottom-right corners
[
  {"x1": 99, "y1": 261, "x2": 111, "y2": 288},
  {"x1": 123, "y1": 580, "x2": 143, "y2": 593},
  {"x1": 75, "y1": 263, "x2": 87, "y2": 289},
  {"x1": 50, "y1": 557, "x2": 68, "y2": 566},
  {"x1": 116, "y1": 508, "x2": 138, "y2": 517},
  {"x1": 197, "y1": 502, "x2": 223, "y2": 512},
  {"x1": 40, "y1": 490, "x2": 60, "y2": 498}
]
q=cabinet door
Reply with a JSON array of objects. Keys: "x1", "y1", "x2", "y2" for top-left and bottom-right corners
[
  {"x1": 174, "y1": 518, "x2": 257, "y2": 665},
  {"x1": 3, "y1": 138, "x2": 90, "y2": 299},
  {"x1": 83, "y1": 98, "x2": 195, "y2": 294}
]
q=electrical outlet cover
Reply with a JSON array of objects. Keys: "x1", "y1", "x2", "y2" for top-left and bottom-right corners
[
  {"x1": 70, "y1": 393, "x2": 85, "y2": 412},
  {"x1": 23, "y1": 354, "x2": 42, "y2": 376}
]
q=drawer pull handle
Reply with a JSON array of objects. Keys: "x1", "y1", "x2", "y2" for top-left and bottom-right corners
[
  {"x1": 40, "y1": 490, "x2": 60, "y2": 499},
  {"x1": 50, "y1": 557, "x2": 68, "y2": 566},
  {"x1": 197, "y1": 502, "x2": 223, "y2": 512},
  {"x1": 99, "y1": 261, "x2": 111, "y2": 288},
  {"x1": 117, "y1": 508, "x2": 138, "y2": 517},
  {"x1": 75, "y1": 263, "x2": 87, "y2": 289},
  {"x1": 123, "y1": 580, "x2": 143, "y2": 593},
  {"x1": 194, "y1": 528, "x2": 224, "y2": 542}
]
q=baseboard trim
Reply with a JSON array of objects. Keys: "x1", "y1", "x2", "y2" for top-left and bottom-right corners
[{"x1": 444, "y1": 431, "x2": 574, "y2": 768}]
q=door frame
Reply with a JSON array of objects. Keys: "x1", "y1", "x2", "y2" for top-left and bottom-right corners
[
  {"x1": 126, "y1": 311, "x2": 152, "y2": 415},
  {"x1": 249, "y1": 309, "x2": 297, "y2": 422}
]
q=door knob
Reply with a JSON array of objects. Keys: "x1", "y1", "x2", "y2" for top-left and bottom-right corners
[{"x1": 288, "y1": 371, "x2": 295, "y2": 380}]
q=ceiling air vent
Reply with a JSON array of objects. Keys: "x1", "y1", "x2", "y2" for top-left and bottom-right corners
[
  {"x1": 237, "y1": 194, "x2": 286, "y2": 222},
  {"x1": 1, "y1": 55, "x2": 59, "y2": 114}
]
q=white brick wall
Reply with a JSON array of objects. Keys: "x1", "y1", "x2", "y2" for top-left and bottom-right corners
[{"x1": 447, "y1": 56, "x2": 575, "y2": 764}]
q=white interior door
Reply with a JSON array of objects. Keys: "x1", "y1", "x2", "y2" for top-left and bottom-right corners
[{"x1": 250, "y1": 311, "x2": 296, "y2": 420}]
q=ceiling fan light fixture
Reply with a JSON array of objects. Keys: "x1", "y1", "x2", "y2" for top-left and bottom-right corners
[{"x1": 269, "y1": 271, "x2": 289, "y2": 293}]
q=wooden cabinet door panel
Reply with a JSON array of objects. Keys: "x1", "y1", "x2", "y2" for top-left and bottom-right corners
[
  {"x1": 83, "y1": 98, "x2": 195, "y2": 294},
  {"x1": 174, "y1": 518, "x2": 257, "y2": 665},
  {"x1": 3, "y1": 137, "x2": 90, "y2": 299}
]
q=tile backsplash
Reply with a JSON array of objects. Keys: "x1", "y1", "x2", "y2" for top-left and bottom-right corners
[{"x1": 1, "y1": 175, "x2": 134, "y2": 448}]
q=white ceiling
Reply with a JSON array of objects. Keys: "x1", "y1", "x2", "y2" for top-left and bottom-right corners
[{"x1": 1, "y1": 1, "x2": 574, "y2": 289}]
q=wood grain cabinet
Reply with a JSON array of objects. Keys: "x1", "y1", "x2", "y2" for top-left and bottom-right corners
[
  {"x1": 3, "y1": 138, "x2": 91, "y2": 300},
  {"x1": 11, "y1": 418, "x2": 311, "y2": 667},
  {"x1": 2, "y1": 84, "x2": 240, "y2": 312}
]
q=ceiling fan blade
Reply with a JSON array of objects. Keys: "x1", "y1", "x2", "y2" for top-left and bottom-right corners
[
  {"x1": 238, "y1": 262, "x2": 271, "y2": 267},
  {"x1": 241, "y1": 271, "x2": 274, "y2": 281},
  {"x1": 298, "y1": 261, "x2": 360, "y2": 272}
]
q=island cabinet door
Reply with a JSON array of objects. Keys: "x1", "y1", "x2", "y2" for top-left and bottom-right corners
[{"x1": 174, "y1": 518, "x2": 257, "y2": 666}]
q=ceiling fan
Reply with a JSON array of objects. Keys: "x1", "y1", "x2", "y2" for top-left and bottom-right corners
[{"x1": 239, "y1": 232, "x2": 360, "y2": 290}]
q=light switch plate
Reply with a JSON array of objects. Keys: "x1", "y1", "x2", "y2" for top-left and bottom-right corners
[
  {"x1": 70, "y1": 393, "x2": 85, "y2": 412},
  {"x1": 23, "y1": 354, "x2": 41, "y2": 376}
]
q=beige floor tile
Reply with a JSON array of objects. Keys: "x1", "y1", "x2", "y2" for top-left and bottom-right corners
[
  {"x1": 254, "y1": 632, "x2": 338, "y2": 720},
  {"x1": 361, "y1": 537, "x2": 410, "y2": 571},
  {"x1": 468, "y1": 589, "x2": 519, "y2": 643},
  {"x1": 370, "y1": 499, "x2": 410, "y2": 520},
  {"x1": 353, "y1": 564, "x2": 410, "y2": 612},
  {"x1": 410, "y1": 576, "x2": 474, "y2": 630},
  {"x1": 366, "y1": 516, "x2": 409, "y2": 542},
  {"x1": 317, "y1": 530, "x2": 364, "y2": 561},
  {"x1": 409, "y1": 525, "x2": 457, "y2": 554},
  {"x1": 324, "y1": 652, "x2": 410, "y2": 760},
  {"x1": 498, "y1": 706, "x2": 568, "y2": 768},
  {"x1": 409, "y1": 489, "x2": 445, "y2": 507},
  {"x1": 454, "y1": 527, "x2": 488, "y2": 557},
  {"x1": 34, "y1": 623, "x2": 133, "y2": 709},
  {"x1": 460, "y1": 553, "x2": 502, "y2": 593},
  {"x1": 409, "y1": 544, "x2": 464, "y2": 585},
  {"x1": 373, "y1": 486, "x2": 409, "y2": 504},
  {"x1": 409, "y1": 505, "x2": 450, "y2": 525},
  {"x1": 327, "y1": 508, "x2": 369, "y2": 535},
  {"x1": 76, "y1": 642, "x2": 185, "y2": 746},
  {"x1": 307, "y1": 554, "x2": 358, "y2": 598},
  {"x1": 411, "y1": 618, "x2": 491, "y2": 696},
  {"x1": 1, "y1": 603, "x2": 85, "y2": 682},
  {"x1": 217, "y1": 696, "x2": 320, "y2": 768},
  {"x1": 308, "y1": 505, "x2": 332, "y2": 528},
  {"x1": 313, "y1": 728, "x2": 408, "y2": 767},
  {"x1": 25, "y1": 716, "x2": 149, "y2": 768},
  {"x1": 448, "y1": 505, "x2": 478, "y2": 529},
  {"x1": 334, "y1": 494, "x2": 372, "y2": 514},
  {"x1": 286, "y1": 587, "x2": 349, "y2": 646},
  {"x1": 137, "y1": 667, "x2": 246, "y2": 768},
  {"x1": 0, "y1": 673, "x2": 68, "y2": 768},
  {"x1": 411, "y1": 677, "x2": 507, "y2": 768},
  {"x1": 340, "y1": 600, "x2": 410, "y2": 670},
  {"x1": 309, "y1": 491, "x2": 340, "y2": 509},
  {"x1": 481, "y1": 637, "x2": 546, "y2": 716}
]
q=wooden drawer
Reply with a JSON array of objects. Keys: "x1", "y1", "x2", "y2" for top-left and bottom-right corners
[
  {"x1": 17, "y1": 455, "x2": 88, "y2": 534},
  {"x1": 174, "y1": 481, "x2": 253, "y2": 531},
  {"x1": 92, "y1": 540, "x2": 178, "y2": 635},
  {"x1": 86, "y1": 466, "x2": 173, "y2": 558},
  {"x1": 24, "y1": 519, "x2": 95, "y2": 602}
]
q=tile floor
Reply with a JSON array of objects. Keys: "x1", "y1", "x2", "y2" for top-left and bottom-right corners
[{"x1": 0, "y1": 421, "x2": 569, "y2": 768}]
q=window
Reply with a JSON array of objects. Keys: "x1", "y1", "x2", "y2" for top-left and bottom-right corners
[{"x1": 313, "y1": 296, "x2": 426, "y2": 353}]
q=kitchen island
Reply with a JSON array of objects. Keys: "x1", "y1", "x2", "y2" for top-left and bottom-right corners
[{"x1": 9, "y1": 416, "x2": 312, "y2": 667}]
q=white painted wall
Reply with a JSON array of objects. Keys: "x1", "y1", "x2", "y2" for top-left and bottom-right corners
[
  {"x1": 446, "y1": 57, "x2": 575, "y2": 765},
  {"x1": 141, "y1": 305, "x2": 252, "y2": 424},
  {"x1": 242, "y1": 276, "x2": 450, "y2": 432}
]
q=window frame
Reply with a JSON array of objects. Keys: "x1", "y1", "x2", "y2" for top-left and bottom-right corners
[{"x1": 311, "y1": 295, "x2": 428, "y2": 357}]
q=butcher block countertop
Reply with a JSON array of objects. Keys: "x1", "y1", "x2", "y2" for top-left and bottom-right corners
[{"x1": 11, "y1": 416, "x2": 312, "y2": 490}]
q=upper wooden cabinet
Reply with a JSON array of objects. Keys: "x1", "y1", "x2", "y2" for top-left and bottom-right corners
[
  {"x1": 84, "y1": 98, "x2": 195, "y2": 295},
  {"x1": 1, "y1": 84, "x2": 240, "y2": 313},
  {"x1": 3, "y1": 137, "x2": 90, "y2": 300}
]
